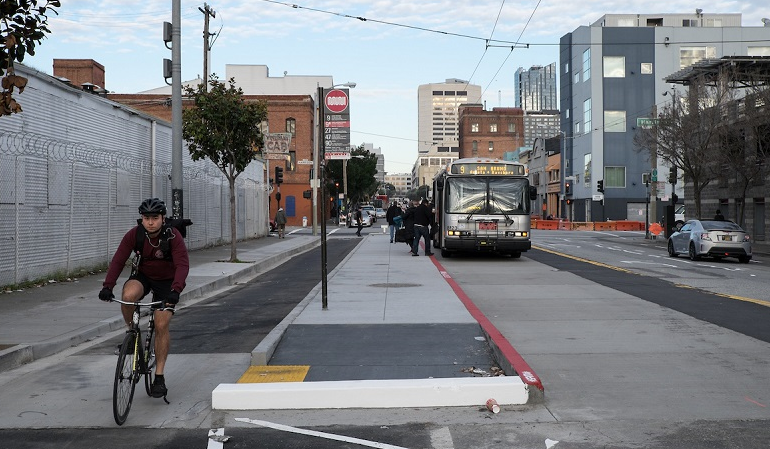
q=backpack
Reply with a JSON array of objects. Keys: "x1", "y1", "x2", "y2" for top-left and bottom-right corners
[{"x1": 134, "y1": 217, "x2": 193, "y2": 260}]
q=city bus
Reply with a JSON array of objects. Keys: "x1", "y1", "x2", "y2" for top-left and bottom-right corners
[{"x1": 431, "y1": 158, "x2": 537, "y2": 258}]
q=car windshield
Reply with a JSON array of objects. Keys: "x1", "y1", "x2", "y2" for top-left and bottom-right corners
[{"x1": 701, "y1": 220, "x2": 743, "y2": 231}]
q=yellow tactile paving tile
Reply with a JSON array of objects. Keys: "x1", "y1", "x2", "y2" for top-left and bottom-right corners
[{"x1": 237, "y1": 365, "x2": 310, "y2": 383}]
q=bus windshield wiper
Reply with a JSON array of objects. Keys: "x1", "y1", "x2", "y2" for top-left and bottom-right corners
[{"x1": 490, "y1": 192, "x2": 512, "y2": 225}]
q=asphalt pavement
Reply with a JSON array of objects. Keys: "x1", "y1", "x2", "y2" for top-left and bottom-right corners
[{"x1": 1, "y1": 224, "x2": 767, "y2": 411}]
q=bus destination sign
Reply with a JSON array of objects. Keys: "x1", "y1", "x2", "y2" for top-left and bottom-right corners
[{"x1": 451, "y1": 163, "x2": 525, "y2": 176}]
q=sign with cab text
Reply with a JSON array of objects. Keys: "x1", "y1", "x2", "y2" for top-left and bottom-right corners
[{"x1": 264, "y1": 133, "x2": 292, "y2": 154}]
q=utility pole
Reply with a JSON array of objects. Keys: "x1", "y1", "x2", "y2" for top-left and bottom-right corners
[
  {"x1": 198, "y1": 3, "x2": 216, "y2": 90},
  {"x1": 171, "y1": 0, "x2": 183, "y2": 219}
]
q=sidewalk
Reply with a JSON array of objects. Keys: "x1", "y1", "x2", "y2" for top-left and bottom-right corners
[{"x1": 0, "y1": 231, "x2": 319, "y2": 373}]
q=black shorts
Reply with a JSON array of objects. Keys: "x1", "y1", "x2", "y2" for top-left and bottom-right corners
[{"x1": 127, "y1": 271, "x2": 176, "y2": 310}]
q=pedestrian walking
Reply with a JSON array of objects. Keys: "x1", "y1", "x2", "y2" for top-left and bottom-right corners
[
  {"x1": 98, "y1": 198, "x2": 189, "y2": 399},
  {"x1": 355, "y1": 207, "x2": 364, "y2": 237},
  {"x1": 406, "y1": 199, "x2": 434, "y2": 256},
  {"x1": 275, "y1": 207, "x2": 287, "y2": 238},
  {"x1": 386, "y1": 201, "x2": 403, "y2": 243}
]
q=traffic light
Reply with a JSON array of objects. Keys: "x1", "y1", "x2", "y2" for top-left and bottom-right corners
[
  {"x1": 668, "y1": 166, "x2": 678, "y2": 185},
  {"x1": 565, "y1": 180, "x2": 572, "y2": 196},
  {"x1": 597, "y1": 180, "x2": 604, "y2": 193},
  {"x1": 275, "y1": 166, "x2": 284, "y2": 185}
]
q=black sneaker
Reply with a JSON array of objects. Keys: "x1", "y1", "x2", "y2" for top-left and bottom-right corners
[{"x1": 151, "y1": 376, "x2": 168, "y2": 398}]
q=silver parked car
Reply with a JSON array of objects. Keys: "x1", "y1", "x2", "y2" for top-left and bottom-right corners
[{"x1": 668, "y1": 219, "x2": 752, "y2": 263}]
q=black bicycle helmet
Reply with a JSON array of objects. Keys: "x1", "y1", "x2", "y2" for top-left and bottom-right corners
[{"x1": 138, "y1": 198, "x2": 167, "y2": 215}]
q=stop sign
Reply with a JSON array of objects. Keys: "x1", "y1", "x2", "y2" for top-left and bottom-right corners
[{"x1": 325, "y1": 89, "x2": 348, "y2": 113}]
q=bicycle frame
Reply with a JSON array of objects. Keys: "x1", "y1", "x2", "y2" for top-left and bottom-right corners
[{"x1": 112, "y1": 298, "x2": 162, "y2": 425}]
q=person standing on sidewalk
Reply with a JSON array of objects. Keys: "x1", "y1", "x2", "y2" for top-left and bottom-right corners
[
  {"x1": 355, "y1": 207, "x2": 364, "y2": 237},
  {"x1": 385, "y1": 201, "x2": 403, "y2": 243},
  {"x1": 98, "y1": 198, "x2": 189, "y2": 399},
  {"x1": 409, "y1": 199, "x2": 434, "y2": 257},
  {"x1": 275, "y1": 207, "x2": 287, "y2": 238}
]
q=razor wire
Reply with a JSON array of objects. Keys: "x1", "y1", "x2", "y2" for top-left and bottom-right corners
[{"x1": 0, "y1": 130, "x2": 263, "y2": 184}]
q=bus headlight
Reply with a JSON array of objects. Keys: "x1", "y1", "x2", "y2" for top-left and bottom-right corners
[
  {"x1": 505, "y1": 231, "x2": 528, "y2": 237},
  {"x1": 447, "y1": 230, "x2": 472, "y2": 237}
]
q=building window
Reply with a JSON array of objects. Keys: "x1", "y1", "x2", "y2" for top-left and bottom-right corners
[
  {"x1": 603, "y1": 56, "x2": 625, "y2": 78},
  {"x1": 471, "y1": 123, "x2": 479, "y2": 132},
  {"x1": 705, "y1": 18, "x2": 722, "y2": 27},
  {"x1": 584, "y1": 154, "x2": 592, "y2": 187},
  {"x1": 574, "y1": 72, "x2": 580, "y2": 84},
  {"x1": 682, "y1": 19, "x2": 699, "y2": 27},
  {"x1": 574, "y1": 121, "x2": 581, "y2": 134},
  {"x1": 641, "y1": 63, "x2": 653, "y2": 74},
  {"x1": 472, "y1": 140, "x2": 478, "y2": 156},
  {"x1": 748, "y1": 47, "x2": 770, "y2": 57},
  {"x1": 582, "y1": 49, "x2": 591, "y2": 80},
  {"x1": 605, "y1": 166, "x2": 626, "y2": 188},
  {"x1": 488, "y1": 141, "x2": 494, "y2": 152},
  {"x1": 564, "y1": 62, "x2": 569, "y2": 73},
  {"x1": 583, "y1": 98, "x2": 592, "y2": 134},
  {"x1": 508, "y1": 122, "x2": 515, "y2": 132},
  {"x1": 680, "y1": 46, "x2": 715, "y2": 69},
  {"x1": 604, "y1": 110, "x2": 626, "y2": 132},
  {"x1": 289, "y1": 151, "x2": 296, "y2": 171},
  {"x1": 490, "y1": 123, "x2": 498, "y2": 133},
  {"x1": 285, "y1": 118, "x2": 296, "y2": 136}
]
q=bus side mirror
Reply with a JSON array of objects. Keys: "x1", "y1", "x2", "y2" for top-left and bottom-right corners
[
  {"x1": 529, "y1": 186, "x2": 537, "y2": 200},
  {"x1": 436, "y1": 178, "x2": 444, "y2": 191}
]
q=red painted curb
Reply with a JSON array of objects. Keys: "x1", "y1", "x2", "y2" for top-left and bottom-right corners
[{"x1": 429, "y1": 255, "x2": 544, "y2": 392}]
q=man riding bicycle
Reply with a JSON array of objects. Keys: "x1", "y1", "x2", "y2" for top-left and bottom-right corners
[{"x1": 99, "y1": 198, "x2": 189, "y2": 398}]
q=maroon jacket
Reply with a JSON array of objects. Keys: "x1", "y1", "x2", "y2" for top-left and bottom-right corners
[{"x1": 103, "y1": 225, "x2": 189, "y2": 293}]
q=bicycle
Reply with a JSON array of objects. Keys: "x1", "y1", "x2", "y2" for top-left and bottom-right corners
[{"x1": 111, "y1": 298, "x2": 169, "y2": 425}]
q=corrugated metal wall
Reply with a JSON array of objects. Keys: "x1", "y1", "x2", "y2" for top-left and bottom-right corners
[{"x1": 0, "y1": 65, "x2": 269, "y2": 287}]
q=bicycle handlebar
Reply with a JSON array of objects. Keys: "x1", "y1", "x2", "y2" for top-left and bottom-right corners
[{"x1": 111, "y1": 299, "x2": 164, "y2": 308}]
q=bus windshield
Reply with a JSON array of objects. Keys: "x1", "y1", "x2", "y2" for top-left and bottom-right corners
[{"x1": 446, "y1": 177, "x2": 531, "y2": 215}]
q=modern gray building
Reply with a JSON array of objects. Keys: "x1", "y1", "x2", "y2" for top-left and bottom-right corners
[
  {"x1": 560, "y1": 12, "x2": 770, "y2": 222},
  {"x1": 515, "y1": 63, "x2": 557, "y2": 112}
]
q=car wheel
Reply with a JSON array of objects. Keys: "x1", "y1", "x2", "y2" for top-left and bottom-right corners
[
  {"x1": 738, "y1": 256, "x2": 751, "y2": 264},
  {"x1": 510, "y1": 251, "x2": 522, "y2": 259},
  {"x1": 688, "y1": 243, "x2": 700, "y2": 261},
  {"x1": 667, "y1": 240, "x2": 677, "y2": 257}
]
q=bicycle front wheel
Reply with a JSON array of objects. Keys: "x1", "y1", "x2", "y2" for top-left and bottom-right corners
[
  {"x1": 113, "y1": 332, "x2": 138, "y2": 425},
  {"x1": 144, "y1": 329, "x2": 156, "y2": 396}
]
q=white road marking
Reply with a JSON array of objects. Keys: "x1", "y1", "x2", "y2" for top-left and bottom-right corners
[
  {"x1": 430, "y1": 426, "x2": 455, "y2": 449},
  {"x1": 207, "y1": 428, "x2": 226, "y2": 449},
  {"x1": 235, "y1": 418, "x2": 411, "y2": 449}
]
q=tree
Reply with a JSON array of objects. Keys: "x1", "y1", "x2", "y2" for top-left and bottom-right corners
[
  {"x1": 324, "y1": 144, "x2": 378, "y2": 206},
  {"x1": 0, "y1": 0, "x2": 59, "y2": 116},
  {"x1": 182, "y1": 75, "x2": 267, "y2": 262},
  {"x1": 634, "y1": 77, "x2": 729, "y2": 218}
]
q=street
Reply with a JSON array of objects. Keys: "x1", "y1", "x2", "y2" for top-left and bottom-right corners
[{"x1": 0, "y1": 231, "x2": 769, "y2": 448}]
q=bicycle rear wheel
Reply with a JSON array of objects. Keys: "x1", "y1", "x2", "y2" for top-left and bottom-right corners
[{"x1": 113, "y1": 332, "x2": 138, "y2": 425}]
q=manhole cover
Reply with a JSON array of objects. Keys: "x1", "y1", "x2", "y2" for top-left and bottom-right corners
[{"x1": 368, "y1": 283, "x2": 422, "y2": 288}]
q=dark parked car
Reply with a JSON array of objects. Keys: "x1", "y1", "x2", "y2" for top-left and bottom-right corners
[{"x1": 668, "y1": 219, "x2": 752, "y2": 263}]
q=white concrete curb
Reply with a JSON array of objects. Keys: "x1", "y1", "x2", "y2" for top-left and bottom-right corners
[{"x1": 212, "y1": 376, "x2": 529, "y2": 410}]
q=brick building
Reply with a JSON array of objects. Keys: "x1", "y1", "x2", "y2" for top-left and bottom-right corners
[
  {"x1": 457, "y1": 105, "x2": 525, "y2": 159},
  {"x1": 53, "y1": 59, "x2": 105, "y2": 90}
]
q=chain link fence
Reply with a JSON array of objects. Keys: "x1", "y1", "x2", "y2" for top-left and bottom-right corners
[{"x1": 0, "y1": 130, "x2": 268, "y2": 287}]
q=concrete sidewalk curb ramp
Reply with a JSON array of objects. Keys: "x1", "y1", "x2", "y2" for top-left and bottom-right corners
[
  {"x1": 212, "y1": 376, "x2": 529, "y2": 410},
  {"x1": 0, "y1": 237, "x2": 320, "y2": 374}
]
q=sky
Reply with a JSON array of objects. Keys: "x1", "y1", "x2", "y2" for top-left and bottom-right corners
[{"x1": 25, "y1": 1, "x2": 769, "y2": 174}]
